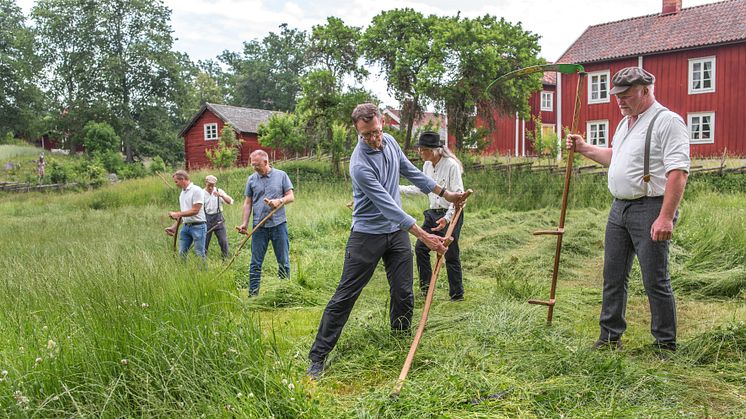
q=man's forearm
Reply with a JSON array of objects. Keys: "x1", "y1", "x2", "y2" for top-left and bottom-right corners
[
  {"x1": 576, "y1": 143, "x2": 613, "y2": 166},
  {"x1": 660, "y1": 170, "x2": 688, "y2": 220}
]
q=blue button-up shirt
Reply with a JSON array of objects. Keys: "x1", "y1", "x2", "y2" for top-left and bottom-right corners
[
  {"x1": 350, "y1": 134, "x2": 436, "y2": 234},
  {"x1": 244, "y1": 168, "x2": 294, "y2": 228}
]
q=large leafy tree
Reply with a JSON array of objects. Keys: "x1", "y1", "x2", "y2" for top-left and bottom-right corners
[
  {"x1": 221, "y1": 24, "x2": 307, "y2": 112},
  {"x1": 307, "y1": 17, "x2": 367, "y2": 83},
  {"x1": 0, "y1": 0, "x2": 45, "y2": 139},
  {"x1": 434, "y1": 15, "x2": 543, "y2": 148},
  {"x1": 361, "y1": 9, "x2": 442, "y2": 149},
  {"x1": 33, "y1": 0, "x2": 186, "y2": 161}
]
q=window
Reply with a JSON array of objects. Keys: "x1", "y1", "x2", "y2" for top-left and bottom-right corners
[
  {"x1": 688, "y1": 112, "x2": 714, "y2": 144},
  {"x1": 587, "y1": 120, "x2": 609, "y2": 147},
  {"x1": 540, "y1": 91, "x2": 553, "y2": 111},
  {"x1": 689, "y1": 57, "x2": 715, "y2": 94},
  {"x1": 588, "y1": 71, "x2": 610, "y2": 104},
  {"x1": 204, "y1": 123, "x2": 218, "y2": 141}
]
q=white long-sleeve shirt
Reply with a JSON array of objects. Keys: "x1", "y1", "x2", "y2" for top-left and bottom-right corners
[{"x1": 400, "y1": 156, "x2": 464, "y2": 222}]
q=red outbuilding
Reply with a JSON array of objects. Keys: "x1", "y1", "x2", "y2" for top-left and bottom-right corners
[{"x1": 179, "y1": 103, "x2": 284, "y2": 169}]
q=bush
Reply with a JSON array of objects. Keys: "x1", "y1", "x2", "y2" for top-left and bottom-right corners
[
  {"x1": 82, "y1": 121, "x2": 121, "y2": 156},
  {"x1": 49, "y1": 161, "x2": 70, "y2": 184},
  {"x1": 75, "y1": 160, "x2": 108, "y2": 187},
  {"x1": 118, "y1": 162, "x2": 147, "y2": 180},
  {"x1": 149, "y1": 156, "x2": 167, "y2": 174},
  {"x1": 95, "y1": 150, "x2": 124, "y2": 173}
]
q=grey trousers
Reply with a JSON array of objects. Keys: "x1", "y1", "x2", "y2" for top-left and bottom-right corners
[{"x1": 600, "y1": 196, "x2": 677, "y2": 344}]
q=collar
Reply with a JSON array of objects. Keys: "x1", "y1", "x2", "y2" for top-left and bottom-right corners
[{"x1": 183, "y1": 182, "x2": 194, "y2": 192}]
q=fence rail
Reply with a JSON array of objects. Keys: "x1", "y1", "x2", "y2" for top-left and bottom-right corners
[{"x1": 0, "y1": 182, "x2": 77, "y2": 193}]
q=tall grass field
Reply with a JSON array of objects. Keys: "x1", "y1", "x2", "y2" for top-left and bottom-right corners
[{"x1": 1, "y1": 159, "x2": 745, "y2": 417}]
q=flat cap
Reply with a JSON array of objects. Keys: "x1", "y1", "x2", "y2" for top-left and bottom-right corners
[
  {"x1": 610, "y1": 67, "x2": 656, "y2": 95},
  {"x1": 416, "y1": 131, "x2": 443, "y2": 148},
  {"x1": 205, "y1": 175, "x2": 218, "y2": 184}
]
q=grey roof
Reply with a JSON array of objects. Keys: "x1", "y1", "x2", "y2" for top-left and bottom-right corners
[{"x1": 179, "y1": 103, "x2": 283, "y2": 137}]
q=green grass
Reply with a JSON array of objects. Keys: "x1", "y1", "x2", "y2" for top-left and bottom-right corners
[{"x1": 1, "y1": 165, "x2": 745, "y2": 416}]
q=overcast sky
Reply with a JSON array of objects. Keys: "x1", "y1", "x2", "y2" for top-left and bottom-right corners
[{"x1": 16, "y1": 0, "x2": 723, "y2": 107}]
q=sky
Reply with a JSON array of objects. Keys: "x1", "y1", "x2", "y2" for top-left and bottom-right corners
[{"x1": 16, "y1": 0, "x2": 723, "y2": 107}]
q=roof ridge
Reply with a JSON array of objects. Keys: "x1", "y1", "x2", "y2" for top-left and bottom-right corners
[{"x1": 587, "y1": 0, "x2": 736, "y2": 29}]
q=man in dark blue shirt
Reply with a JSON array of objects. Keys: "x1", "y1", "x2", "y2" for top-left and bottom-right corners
[{"x1": 307, "y1": 103, "x2": 466, "y2": 379}]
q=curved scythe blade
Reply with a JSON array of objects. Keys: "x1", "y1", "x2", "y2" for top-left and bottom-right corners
[{"x1": 485, "y1": 63, "x2": 585, "y2": 93}]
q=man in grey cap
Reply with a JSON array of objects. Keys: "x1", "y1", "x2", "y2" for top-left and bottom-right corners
[{"x1": 567, "y1": 67, "x2": 690, "y2": 355}]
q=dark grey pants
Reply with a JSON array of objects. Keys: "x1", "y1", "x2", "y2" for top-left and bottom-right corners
[
  {"x1": 415, "y1": 209, "x2": 464, "y2": 299},
  {"x1": 309, "y1": 230, "x2": 414, "y2": 362},
  {"x1": 205, "y1": 212, "x2": 229, "y2": 259},
  {"x1": 600, "y1": 196, "x2": 677, "y2": 345}
]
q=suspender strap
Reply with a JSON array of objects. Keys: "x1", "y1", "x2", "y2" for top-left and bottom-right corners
[{"x1": 643, "y1": 109, "x2": 666, "y2": 183}]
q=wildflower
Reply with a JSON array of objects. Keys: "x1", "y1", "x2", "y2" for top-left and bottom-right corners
[
  {"x1": 42, "y1": 325, "x2": 48, "y2": 331},
  {"x1": 290, "y1": 397, "x2": 295, "y2": 401},
  {"x1": 248, "y1": 392, "x2": 254, "y2": 398},
  {"x1": 14, "y1": 390, "x2": 29, "y2": 407},
  {"x1": 47, "y1": 339, "x2": 56, "y2": 350},
  {"x1": 120, "y1": 359, "x2": 128, "y2": 365},
  {"x1": 236, "y1": 392, "x2": 243, "y2": 398},
  {"x1": 288, "y1": 382, "x2": 295, "y2": 391},
  {"x1": 1, "y1": 370, "x2": 7, "y2": 377},
  {"x1": 141, "y1": 303, "x2": 149, "y2": 309},
  {"x1": 281, "y1": 378, "x2": 288, "y2": 385},
  {"x1": 35, "y1": 357, "x2": 43, "y2": 364}
]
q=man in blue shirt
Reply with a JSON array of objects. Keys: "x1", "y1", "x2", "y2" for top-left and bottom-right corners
[
  {"x1": 307, "y1": 103, "x2": 466, "y2": 379},
  {"x1": 237, "y1": 149, "x2": 295, "y2": 296}
]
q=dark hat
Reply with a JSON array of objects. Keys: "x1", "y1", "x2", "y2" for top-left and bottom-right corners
[
  {"x1": 416, "y1": 131, "x2": 443, "y2": 148},
  {"x1": 610, "y1": 67, "x2": 656, "y2": 95}
]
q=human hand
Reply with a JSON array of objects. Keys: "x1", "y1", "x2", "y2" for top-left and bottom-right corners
[
  {"x1": 420, "y1": 232, "x2": 448, "y2": 254},
  {"x1": 168, "y1": 211, "x2": 180, "y2": 220},
  {"x1": 650, "y1": 216, "x2": 674, "y2": 241},
  {"x1": 566, "y1": 134, "x2": 585, "y2": 151},
  {"x1": 236, "y1": 224, "x2": 248, "y2": 235},
  {"x1": 431, "y1": 217, "x2": 448, "y2": 232}
]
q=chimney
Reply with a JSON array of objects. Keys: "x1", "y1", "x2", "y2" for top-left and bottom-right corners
[{"x1": 661, "y1": 0, "x2": 682, "y2": 15}]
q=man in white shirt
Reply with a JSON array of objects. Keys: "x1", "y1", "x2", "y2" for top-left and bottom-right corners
[
  {"x1": 203, "y1": 175, "x2": 233, "y2": 259},
  {"x1": 568, "y1": 67, "x2": 690, "y2": 354},
  {"x1": 400, "y1": 131, "x2": 466, "y2": 301},
  {"x1": 168, "y1": 170, "x2": 207, "y2": 260}
]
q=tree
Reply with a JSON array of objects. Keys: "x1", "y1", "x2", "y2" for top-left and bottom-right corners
[
  {"x1": 257, "y1": 113, "x2": 306, "y2": 157},
  {"x1": 205, "y1": 124, "x2": 241, "y2": 169},
  {"x1": 307, "y1": 17, "x2": 367, "y2": 83},
  {"x1": 0, "y1": 0, "x2": 45, "y2": 139},
  {"x1": 82, "y1": 121, "x2": 120, "y2": 155},
  {"x1": 362, "y1": 9, "x2": 442, "y2": 149},
  {"x1": 221, "y1": 24, "x2": 307, "y2": 111},
  {"x1": 434, "y1": 15, "x2": 543, "y2": 148},
  {"x1": 33, "y1": 0, "x2": 188, "y2": 161}
]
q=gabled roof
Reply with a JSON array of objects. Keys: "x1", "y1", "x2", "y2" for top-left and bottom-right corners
[
  {"x1": 383, "y1": 106, "x2": 447, "y2": 127},
  {"x1": 178, "y1": 103, "x2": 282, "y2": 138},
  {"x1": 542, "y1": 71, "x2": 557, "y2": 85},
  {"x1": 557, "y1": 0, "x2": 746, "y2": 64}
]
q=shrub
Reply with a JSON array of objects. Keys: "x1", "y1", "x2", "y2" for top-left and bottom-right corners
[
  {"x1": 149, "y1": 156, "x2": 167, "y2": 174},
  {"x1": 48, "y1": 161, "x2": 70, "y2": 184},
  {"x1": 82, "y1": 121, "x2": 121, "y2": 156}
]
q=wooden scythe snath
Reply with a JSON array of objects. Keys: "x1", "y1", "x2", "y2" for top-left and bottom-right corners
[
  {"x1": 527, "y1": 68, "x2": 587, "y2": 324},
  {"x1": 172, "y1": 217, "x2": 182, "y2": 252},
  {"x1": 392, "y1": 189, "x2": 473, "y2": 398},
  {"x1": 218, "y1": 199, "x2": 284, "y2": 276}
]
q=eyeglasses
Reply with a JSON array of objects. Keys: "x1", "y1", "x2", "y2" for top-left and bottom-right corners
[{"x1": 359, "y1": 129, "x2": 383, "y2": 140}]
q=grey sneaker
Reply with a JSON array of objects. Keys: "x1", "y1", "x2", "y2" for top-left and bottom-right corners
[{"x1": 306, "y1": 360, "x2": 324, "y2": 380}]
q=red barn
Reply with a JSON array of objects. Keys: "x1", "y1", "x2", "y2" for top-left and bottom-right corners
[
  {"x1": 554, "y1": 0, "x2": 746, "y2": 157},
  {"x1": 478, "y1": 71, "x2": 558, "y2": 156},
  {"x1": 179, "y1": 103, "x2": 284, "y2": 169}
]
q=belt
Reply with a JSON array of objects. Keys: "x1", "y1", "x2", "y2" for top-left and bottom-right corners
[
  {"x1": 429, "y1": 208, "x2": 448, "y2": 213},
  {"x1": 205, "y1": 212, "x2": 221, "y2": 216},
  {"x1": 184, "y1": 221, "x2": 206, "y2": 226},
  {"x1": 614, "y1": 195, "x2": 663, "y2": 202}
]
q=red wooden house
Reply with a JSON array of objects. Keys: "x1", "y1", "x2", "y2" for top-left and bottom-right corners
[
  {"x1": 478, "y1": 72, "x2": 558, "y2": 156},
  {"x1": 179, "y1": 103, "x2": 284, "y2": 169},
  {"x1": 554, "y1": 0, "x2": 746, "y2": 157}
]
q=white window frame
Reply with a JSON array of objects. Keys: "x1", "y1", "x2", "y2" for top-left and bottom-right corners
[
  {"x1": 688, "y1": 56, "x2": 716, "y2": 94},
  {"x1": 540, "y1": 91, "x2": 553, "y2": 111},
  {"x1": 204, "y1": 123, "x2": 218, "y2": 141},
  {"x1": 586, "y1": 120, "x2": 609, "y2": 147},
  {"x1": 688, "y1": 112, "x2": 715, "y2": 144},
  {"x1": 588, "y1": 70, "x2": 610, "y2": 104}
]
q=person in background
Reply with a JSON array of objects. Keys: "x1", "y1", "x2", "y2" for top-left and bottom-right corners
[
  {"x1": 237, "y1": 150, "x2": 295, "y2": 296},
  {"x1": 567, "y1": 67, "x2": 690, "y2": 354},
  {"x1": 203, "y1": 175, "x2": 233, "y2": 259},
  {"x1": 400, "y1": 131, "x2": 466, "y2": 301},
  {"x1": 166, "y1": 170, "x2": 207, "y2": 260}
]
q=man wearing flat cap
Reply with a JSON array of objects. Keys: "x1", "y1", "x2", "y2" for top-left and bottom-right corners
[
  {"x1": 401, "y1": 131, "x2": 466, "y2": 301},
  {"x1": 203, "y1": 174, "x2": 234, "y2": 259},
  {"x1": 567, "y1": 67, "x2": 690, "y2": 355}
]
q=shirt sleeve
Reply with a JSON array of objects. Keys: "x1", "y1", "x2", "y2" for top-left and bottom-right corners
[
  {"x1": 282, "y1": 172, "x2": 294, "y2": 193},
  {"x1": 352, "y1": 164, "x2": 417, "y2": 231},
  {"x1": 397, "y1": 145, "x2": 437, "y2": 193},
  {"x1": 244, "y1": 176, "x2": 253, "y2": 197},
  {"x1": 659, "y1": 112, "x2": 691, "y2": 174},
  {"x1": 444, "y1": 160, "x2": 464, "y2": 222}
]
